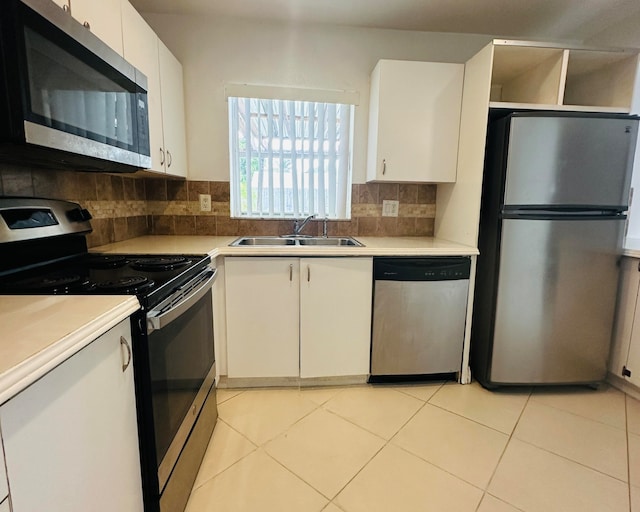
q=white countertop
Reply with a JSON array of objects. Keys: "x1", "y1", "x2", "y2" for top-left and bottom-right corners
[
  {"x1": 0, "y1": 295, "x2": 139, "y2": 405},
  {"x1": 92, "y1": 235, "x2": 479, "y2": 257}
]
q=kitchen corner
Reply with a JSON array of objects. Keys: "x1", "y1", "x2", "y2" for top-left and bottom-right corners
[{"x1": 1, "y1": 0, "x2": 640, "y2": 510}]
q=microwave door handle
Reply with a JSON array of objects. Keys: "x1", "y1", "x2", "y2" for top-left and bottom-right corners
[{"x1": 147, "y1": 269, "x2": 217, "y2": 333}]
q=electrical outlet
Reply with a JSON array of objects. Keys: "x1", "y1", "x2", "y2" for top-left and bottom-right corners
[
  {"x1": 199, "y1": 194, "x2": 211, "y2": 212},
  {"x1": 382, "y1": 200, "x2": 399, "y2": 217}
]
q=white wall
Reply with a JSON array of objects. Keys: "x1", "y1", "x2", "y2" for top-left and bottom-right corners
[{"x1": 141, "y1": 14, "x2": 490, "y2": 182}]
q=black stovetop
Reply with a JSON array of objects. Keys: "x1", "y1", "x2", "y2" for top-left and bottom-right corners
[{"x1": 0, "y1": 252, "x2": 211, "y2": 308}]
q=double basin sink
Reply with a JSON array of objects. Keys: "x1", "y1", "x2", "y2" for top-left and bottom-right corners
[{"x1": 230, "y1": 236, "x2": 364, "y2": 247}]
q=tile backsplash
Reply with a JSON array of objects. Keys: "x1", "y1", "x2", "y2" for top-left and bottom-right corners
[
  {"x1": 0, "y1": 165, "x2": 149, "y2": 248},
  {"x1": 0, "y1": 165, "x2": 437, "y2": 247}
]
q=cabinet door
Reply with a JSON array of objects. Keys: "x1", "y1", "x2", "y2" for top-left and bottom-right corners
[
  {"x1": 367, "y1": 60, "x2": 463, "y2": 183},
  {"x1": 71, "y1": 0, "x2": 124, "y2": 55},
  {"x1": 623, "y1": 259, "x2": 640, "y2": 387},
  {"x1": 226, "y1": 258, "x2": 300, "y2": 378},
  {"x1": 300, "y1": 258, "x2": 373, "y2": 378},
  {"x1": 610, "y1": 257, "x2": 640, "y2": 378},
  {"x1": 121, "y1": 0, "x2": 164, "y2": 173},
  {"x1": 0, "y1": 320, "x2": 143, "y2": 512},
  {"x1": 158, "y1": 41, "x2": 188, "y2": 177}
]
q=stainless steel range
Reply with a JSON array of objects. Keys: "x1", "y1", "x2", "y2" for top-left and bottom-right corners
[{"x1": 0, "y1": 197, "x2": 218, "y2": 512}]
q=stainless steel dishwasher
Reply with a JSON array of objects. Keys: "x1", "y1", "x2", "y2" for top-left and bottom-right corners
[{"x1": 370, "y1": 257, "x2": 471, "y2": 380}]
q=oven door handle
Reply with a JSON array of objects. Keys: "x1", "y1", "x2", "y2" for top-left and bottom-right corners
[{"x1": 147, "y1": 268, "x2": 217, "y2": 333}]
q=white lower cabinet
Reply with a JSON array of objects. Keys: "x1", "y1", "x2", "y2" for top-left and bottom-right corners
[
  {"x1": 225, "y1": 257, "x2": 373, "y2": 380},
  {"x1": 299, "y1": 258, "x2": 373, "y2": 378},
  {"x1": 0, "y1": 319, "x2": 143, "y2": 512},
  {"x1": 610, "y1": 256, "x2": 640, "y2": 387},
  {"x1": 226, "y1": 258, "x2": 300, "y2": 378}
]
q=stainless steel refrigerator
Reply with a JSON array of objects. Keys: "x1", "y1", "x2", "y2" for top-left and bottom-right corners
[{"x1": 471, "y1": 112, "x2": 638, "y2": 388}]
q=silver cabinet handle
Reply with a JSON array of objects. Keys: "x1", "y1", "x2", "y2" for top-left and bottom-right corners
[
  {"x1": 83, "y1": 20, "x2": 91, "y2": 29},
  {"x1": 159, "y1": 148, "x2": 165, "y2": 166},
  {"x1": 167, "y1": 150, "x2": 173, "y2": 168},
  {"x1": 382, "y1": 158, "x2": 386, "y2": 175},
  {"x1": 62, "y1": 3, "x2": 69, "y2": 12},
  {"x1": 307, "y1": 265, "x2": 311, "y2": 282},
  {"x1": 289, "y1": 264, "x2": 293, "y2": 282},
  {"x1": 120, "y1": 336, "x2": 132, "y2": 373}
]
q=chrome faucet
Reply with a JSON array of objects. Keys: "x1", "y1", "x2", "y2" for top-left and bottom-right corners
[{"x1": 293, "y1": 214, "x2": 315, "y2": 236}]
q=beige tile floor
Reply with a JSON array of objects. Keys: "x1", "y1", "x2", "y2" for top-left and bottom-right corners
[{"x1": 185, "y1": 381, "x2": 640, "y2": 512}]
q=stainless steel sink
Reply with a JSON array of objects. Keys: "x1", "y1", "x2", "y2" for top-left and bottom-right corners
[
  {"x1": 229, "y1": 236, "x2": 363, "y2": 247},
  {"x1": 298, "y1": 237, "x2": 363, "y2": 246},
  {"x1": 230, "y1": 237, "x2": 296, "y2": 246}
]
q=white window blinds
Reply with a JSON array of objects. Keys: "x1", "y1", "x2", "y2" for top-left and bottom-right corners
[{"x1": 228, "y1": 97, "x2": 353, "y2": 219}]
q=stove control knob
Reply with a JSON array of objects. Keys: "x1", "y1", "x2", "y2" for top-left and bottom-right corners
[{"x1": 66, "y1": 207, "x2": 93, "y2": 223}]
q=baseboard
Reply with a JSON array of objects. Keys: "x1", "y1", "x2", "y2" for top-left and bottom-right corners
[
  {"x1": 607, "y1": 372, "x2": 640, "y2": 401},
  {"x1": 218, "y1": 374, "x2": 368, "y2": 389},
  {"x1": 299, "y1": 375, "x2": 368, "y2": 387}
]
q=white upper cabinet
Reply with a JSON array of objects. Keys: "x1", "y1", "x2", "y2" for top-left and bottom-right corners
[
  {"x1": 121, "y1": 1, "x2": 189, "y2": 177},
  {"x1": 51, "y1": 0, "x2": 69, "y2": 10},
  {"x1": 563, "y1": 50, "x2": 640, "y2": 112},
  {"x1": 490, "y1": 46, "x2": 565, "y2": 106},
  {"x1": 366, "y1": 59, "x2": 464, "y2": 183},
  {"x1": 121, "y1": 1, "x2": 163, "y2": 173},
  {"x1": 488, "y1": 41, "x2": 640, "y2": 112},
  {"x1": 70, "y1": 0, "x2": 124, "y2": 55},
  {"x1": 158, "y1": 41, "x2": 188, "y2": 178}
]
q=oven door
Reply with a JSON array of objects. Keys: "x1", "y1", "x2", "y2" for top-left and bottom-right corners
[{"x1": 146, "y1": 267, "x2": 217, "y2": 491}]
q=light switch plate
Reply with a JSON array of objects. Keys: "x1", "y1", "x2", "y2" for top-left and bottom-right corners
[
  {"x1": 199, "y1": 194, "x2": 212, "y2": 212},
  {"x1": 382, "y1": 200, "x2": 399, "y2": 217}
]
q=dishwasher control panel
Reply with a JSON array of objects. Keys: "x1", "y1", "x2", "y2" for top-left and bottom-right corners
[{"x1": 374, "y1": 257, "x2": 471, "y2": 281}]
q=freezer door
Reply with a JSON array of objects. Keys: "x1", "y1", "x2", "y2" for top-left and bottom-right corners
[
  {"x1": 490, "y1": 217, "x2": 623, "y2": 384},
  {"x1": 503, "y1": 116, "x2": 637, "y2": 208}
]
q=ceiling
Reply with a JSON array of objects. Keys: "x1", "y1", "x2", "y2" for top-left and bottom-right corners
[{"x1": 129, "y1": 0, "x2": 640, "y2": 42}]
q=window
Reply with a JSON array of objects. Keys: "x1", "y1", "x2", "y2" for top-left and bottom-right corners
[{"x1": 228, "y1": 96, "x2": 354, "y2": 219}]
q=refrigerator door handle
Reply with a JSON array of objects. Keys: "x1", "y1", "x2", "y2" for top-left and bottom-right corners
[{"x1": 502, "y1": 209, "x2": 627, "y2": 221}]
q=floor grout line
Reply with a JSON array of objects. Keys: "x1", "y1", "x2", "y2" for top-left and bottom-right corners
[
  {"x1": 626, "y1": 395, "x2": 632, "y2": 512},
  {"x1": 191, "y1": 384, "x2": 634, "y2": 512},
  {"x1": 475, "y1": 388, "x2": 533, "y2": 511},
  {"x1": 528, "y1": 388, "x2": 628, "y2": 431},
  {"x1": 187, "y1": 417, "x2": 259, "y2": 494}
]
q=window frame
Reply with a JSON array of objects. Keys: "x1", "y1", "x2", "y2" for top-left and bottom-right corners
[{"x1": 226, "y1": 85, "x2": 358, "y2": 221}]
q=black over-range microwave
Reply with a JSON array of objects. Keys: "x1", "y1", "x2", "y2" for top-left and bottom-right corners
[{"x1": 0, "y1": 0, "x2": 151, "y2": 172}]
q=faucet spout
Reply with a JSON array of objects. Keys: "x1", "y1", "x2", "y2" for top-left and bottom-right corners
[{"x1": 293, "y1": 214, "x2": 316, "y2": 236}]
